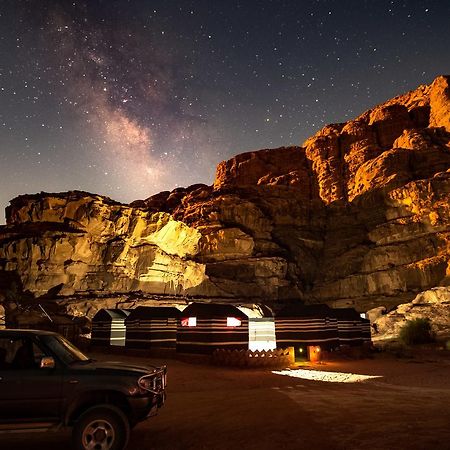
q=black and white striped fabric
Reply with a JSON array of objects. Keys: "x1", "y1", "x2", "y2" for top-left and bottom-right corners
[
  {"x1": 176, "y1": 303, "x2": 249, "y2": 355},
  {"x1": 332, "y1": 308, "x2": 366, "y2": 346},
  {"x1": 91, "y1": 309, "x2": 131, "y2": 347},
  {"x1": 275, "y1": 304, "x2": 372, "y2": 349},
  {"x1": 360, "y1": 318, "x2": 372, "y2": 343},
  {"x1": 125, "y1": 306, "x2": 180, "y2": 349},
  {"x1": 275, "y1": 304, "x2": 339, "y2": 350}
]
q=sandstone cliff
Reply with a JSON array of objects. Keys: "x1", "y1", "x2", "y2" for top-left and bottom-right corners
[{"x1": 1, "y1": 76, "x2": 449, "y2": 317}]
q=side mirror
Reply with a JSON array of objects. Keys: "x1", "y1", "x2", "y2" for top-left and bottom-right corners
[{"x1": 40, "y1": 356, "x2": 55, "y2": 369}]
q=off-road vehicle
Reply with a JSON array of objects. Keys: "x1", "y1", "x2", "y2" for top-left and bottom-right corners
[{"x1": 0, "y1": 329, "x2": 167, "y2": 449}]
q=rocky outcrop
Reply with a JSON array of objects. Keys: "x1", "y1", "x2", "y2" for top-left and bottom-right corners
[
  {"x1": 315, "y1": 170, "x2": 450, "y2": 311},
  {"x1": 429, "y1": 75, "x2": 450, "y2": 132},
  {"x1": 372, "y1": 287, "x2": 450, "y2": 341},
  {"x1": 0, "y1": 304, "x2": 4, "y2": 329},
  {"x1": 0, "y1": 76, "x2": 450, "y2": 317},
  {"x1": 0, "y1": 192, "x2": 208, "y2": 296},
  {"x1": 213, "y1": 146, "x2": 313, "y2": 196}
]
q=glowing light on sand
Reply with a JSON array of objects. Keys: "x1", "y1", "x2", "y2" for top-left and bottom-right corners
[{"x1": 272, "y1": 368, "x2": 382, "y2": 383}]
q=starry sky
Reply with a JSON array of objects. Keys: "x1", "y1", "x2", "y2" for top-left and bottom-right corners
[{"x1": 1, "y1": 0, "x2": 449, "y2": 224}]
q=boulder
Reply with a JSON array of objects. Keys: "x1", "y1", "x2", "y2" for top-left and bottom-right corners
[{"x1": 373, "y1": 287, "x2": 450, "y2": 341}]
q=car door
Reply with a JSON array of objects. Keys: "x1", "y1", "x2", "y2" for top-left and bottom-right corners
[{"x1": 0, "y1": 334, "x2": 63, "y2": 425}]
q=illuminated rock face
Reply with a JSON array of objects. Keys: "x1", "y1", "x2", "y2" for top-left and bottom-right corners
[
  {"x1": 0, "y1": 76, "x2": 449, "y2": 312},
  {"x1": 372, "y1": 287, "x2": 450, "y2": 341},
  {"x1": 0, "y1": 193, "x2": 207, "y2": 296}
]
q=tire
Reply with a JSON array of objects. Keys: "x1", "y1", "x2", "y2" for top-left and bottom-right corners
[{"x1": 72, "y1": 404, "x2": 130, "y2": 450}]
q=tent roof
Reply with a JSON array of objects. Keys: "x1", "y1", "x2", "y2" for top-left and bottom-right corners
[
  {"x1": 182, "y1": 302, "x2": 248, "y2": 319},
  {"x1": 330, "y1": 308, "x2": 362, "y2": 320},
  {"x1": 92, "y1": 309, "x2": 131, "y2": 321},
  {"x1": 127, "y1": 306, "x2": 180, "y2": 320},
  {"x1": 276, "y1": 303, "x2": 334, "y2": 318}
]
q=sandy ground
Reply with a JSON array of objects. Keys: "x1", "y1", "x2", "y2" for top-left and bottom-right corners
[{"x1": 2, "y1": 351, "x2": 450, "y2": 450}]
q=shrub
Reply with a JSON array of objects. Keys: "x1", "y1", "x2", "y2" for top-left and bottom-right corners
[{"x1": 399, "y1": 318, "x2": 434, "y2": 345}]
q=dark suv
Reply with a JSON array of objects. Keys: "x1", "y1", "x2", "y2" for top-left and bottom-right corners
[{"x1": 0, "y1": 329, "x2": 167, "y2": 450}]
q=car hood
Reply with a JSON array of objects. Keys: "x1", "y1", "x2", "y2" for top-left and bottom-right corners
[{"x1": 72, "y1": 359, "x2": 160, "y2": 377}]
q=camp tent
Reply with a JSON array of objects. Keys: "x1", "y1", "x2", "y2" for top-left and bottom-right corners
[
  {"x1": 360, "y1": 317, "x2": 372, "y2": 344},
  {"x1": 177, "y1": 303, "x2": 276, "y2": 354},
  {"x1": 125, "y1": 306, "x2": 180, "y2": 349},
  {"x1": 91, "y1": 309, "x2": 131, "y2": 347},
  {"x1": 332, "y1": 308, "x2": 368, "y2": 346},
  {"x1": 274, "y1": 304, "x2": 340, "y2": 351}
]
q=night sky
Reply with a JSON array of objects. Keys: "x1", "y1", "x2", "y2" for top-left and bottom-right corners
[{"x1": 1, "y1": 0, "x2": 449, "y2": 223}]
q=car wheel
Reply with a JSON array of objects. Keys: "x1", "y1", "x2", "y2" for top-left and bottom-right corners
[{"x1": 72, "y1": 405, "x2": 130, "y2": 450}]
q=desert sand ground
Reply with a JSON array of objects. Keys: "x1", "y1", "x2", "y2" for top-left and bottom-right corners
[{"x1": 2, "y1": 350, "x2": 450, "y2": 450}]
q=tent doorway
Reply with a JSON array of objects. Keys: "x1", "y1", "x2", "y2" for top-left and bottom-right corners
[{"x1": 294, "y1": 345, "x2": 308, "y2": 362}]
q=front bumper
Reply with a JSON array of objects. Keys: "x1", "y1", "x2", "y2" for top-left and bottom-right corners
[
  {"x1": 128, "y1": 393, "x2": 165, "y2": 422},
  {"x1": 138, "y1": 365, "x2": 167, "y2": 396},
  {"x1": 130, "y1": 366, "x2": 167, "y2": 422}
]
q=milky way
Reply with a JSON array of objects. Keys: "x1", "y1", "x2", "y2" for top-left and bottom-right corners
[
  {"x1": 20, "y1": 0, "x2": 219, "y2": 195},
  {"x1": 1, "y1": 0, "x2": 450, "y2": 223}
]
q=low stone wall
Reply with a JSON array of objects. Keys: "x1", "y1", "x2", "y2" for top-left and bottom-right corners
[
  {"x1": 212, "y1": 347, "x2": 295, "y2": 368},
  {"x1": 89, "y1": 342, "x2": 295, "y2": 368}
]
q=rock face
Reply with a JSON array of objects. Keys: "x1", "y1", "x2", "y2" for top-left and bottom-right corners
[
  {"x1": 1, "y1": 76, "x2": 450, "y2": 317},
  {"x1": 372, "y1": 287, "x2": 450, "y2": 341},
  {"x1": 0, "y1": 192, "x2": 207, "y2": 297}
]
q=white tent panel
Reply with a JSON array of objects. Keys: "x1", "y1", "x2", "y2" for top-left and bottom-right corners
[
  {"x1": 110, "y1": 318, "x2": 127, "y2": 346},
  {"x1": 248, "y1": 319, "x2": 276, "y2": 351}
]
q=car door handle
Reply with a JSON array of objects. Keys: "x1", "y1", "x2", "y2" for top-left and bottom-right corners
[{"x1": 68, "y1": 379, "x2": 79, "y2": 384}]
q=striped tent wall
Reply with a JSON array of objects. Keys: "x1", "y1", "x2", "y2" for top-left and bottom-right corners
[
  {"x1": 91, "y1": 321, "x2": 110, "y2": 347},
  {"x1": 275, "y1": 316, "x2": 339, "y2": 350},
  {"x1": 176, "y1": 317, "x2": 250, "y2": 354},
  {"x1": 333, "y1": 308, "x2": 365, "y2": 346},
  {"x1": 176, "y1": 303, "x2": 250, "y2": 355},
  {"x1": 125, "y1": 307, "x2": 180, "y2": 349},
  {"x1": 91, "y1": 309, "x2": 131, "y2": 347}
]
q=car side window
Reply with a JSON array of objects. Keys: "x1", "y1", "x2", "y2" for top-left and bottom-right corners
[
  {"x1": 0, "y1": 336, "x2": 45, "y2": 370},
  {"x1": 0, "y1": 338, "x2": 9, "y2": 369},
  {"x1": 32, "y1": 342, "x2": 46, "y2": 365}
]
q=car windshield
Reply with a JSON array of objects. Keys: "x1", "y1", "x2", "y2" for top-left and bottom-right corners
[{"x1": 40, "y1": 334, "x2": 90, "y2": 365}]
